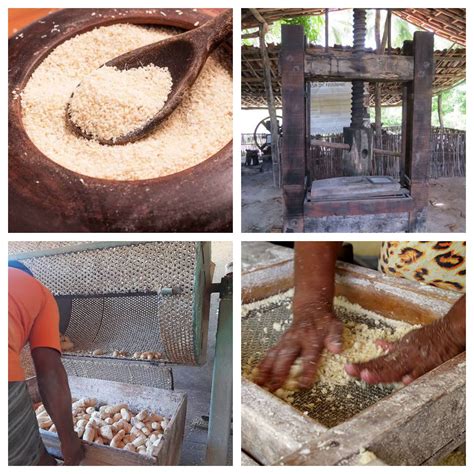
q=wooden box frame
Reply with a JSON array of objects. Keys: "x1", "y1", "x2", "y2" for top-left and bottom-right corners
[
  {"x1": 241, "y1": 247, "x2": 465, "y2": 465},
  {"x1": 27, "y1": 376, "x2": 187, "y2": 465}
]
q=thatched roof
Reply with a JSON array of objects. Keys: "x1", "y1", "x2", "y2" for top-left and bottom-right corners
[
  {"x1": 242, "y1": 8, "x2": 466, "y2": 46},
  {"x1": 241, "y1": 44, "x2": 466, "y2": 108},
  {"x1": 241, "y1": 8, "x2": 466, "y2": 109}
]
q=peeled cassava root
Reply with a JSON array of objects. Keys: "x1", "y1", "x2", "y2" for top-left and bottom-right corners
[
  {"x1": 58, "y1": 334, "x2": 162, "y2": 361},
  {"x1": 35, "y1": 398, "x2": 169, "y2": 461}
]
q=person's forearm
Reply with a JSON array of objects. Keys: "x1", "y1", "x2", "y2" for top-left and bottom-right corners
[
  {"x1": 294, "y1": 242, "x2": 342, "y2": 317},
  {"x1": 36, "y1": 362, "x2": 77, "y2": 446},
  {"x1": 441, "y1": 294, "x2": 466, "y2": 349}
]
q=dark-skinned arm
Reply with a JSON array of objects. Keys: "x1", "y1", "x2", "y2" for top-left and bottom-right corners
[
  {"x1": 345, "y1": 294, "x2": 466, "y2": 384},
  {"x1": 256, "y1": 242, "x2": 343, "y2": 391},
  {"x1": 32, "y1": 347, "x2": 84, "y2": 465}
]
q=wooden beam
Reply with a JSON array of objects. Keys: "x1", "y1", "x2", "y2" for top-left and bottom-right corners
[
  {"x1": 280, "y1": 25, "x2": 306, "y2": 232},
  {"x1": 305, "y1": 54, "x2": 414, "y2": 82},
  {"x1": 311, "y1": 139, "x2": 400, "y2": 156},
  {"x1": 305, "y1": 196, "x2": 414, "y2": 217},
  {"x1": 406, "y1": 32, "x2": 434, "y2": 231}
]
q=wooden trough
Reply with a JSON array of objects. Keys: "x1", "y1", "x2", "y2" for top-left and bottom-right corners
[
  {"x1": 27, "y1": 376, "x2": 187, "y2": 465},
  {"x1": 241, "y1": 242, "x2": 465, "y2": 465},
  {"x1": 8, "y1": 8, "x2": 232, "y2": 232}
]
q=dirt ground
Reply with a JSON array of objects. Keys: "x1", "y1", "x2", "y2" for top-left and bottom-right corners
[{"x1": 241, "y1": 168, "x2": 465, "y2": 233}]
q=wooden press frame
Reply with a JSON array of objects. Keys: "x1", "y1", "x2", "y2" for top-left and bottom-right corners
[
  {"x1": 241, "y1": 255, "x2": 465, "y2": 465},
  {"x1": 280, "y1": 24, "x2": 434, "y2": 232}
]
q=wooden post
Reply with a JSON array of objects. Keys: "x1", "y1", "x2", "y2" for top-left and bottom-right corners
[
  {"x1": 305, "y1": 81, "x2": 312, "y2": 180},
  {"x1": 374, "y1": 9, "x2": 382, "y2": 143},
  {"x1": 401, "y1": 39, "x2": 413, "y2": 186},
  {"x1": 325, "y1": 9, "x2": 329, "y2": 53},
  {"x1": 252, "y1": 10, "x2": 281, "y2": 188},
  {"x1": 387, "y1": 9, "x2": 392, "y2": 55},
  {"x1": 438, "y1": 94, "x2": 445, "y2": 179},
  {"x1": 406, "y1": 32, "x2": 434, "y2": 231},
  {"x1": 280, "y1": 25, "x2": 306, "y2": 232},
  {"x1": 438, "y1": 94, "x2": 444, "y2": 128}
]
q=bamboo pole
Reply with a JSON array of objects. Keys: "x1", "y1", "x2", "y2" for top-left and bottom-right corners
[
  {"x1": 250, "y1": 8, "x2": 281, "y2": 188},
  {"x1": 250, "y1": 8, "x2": 281, "y2": 187}
]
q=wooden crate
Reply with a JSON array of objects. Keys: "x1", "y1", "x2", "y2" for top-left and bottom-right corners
[
  {"x1": 241, "y1": 242, "x2": 465, "y2": 466},
  {"x1": 27, "y1": 376, "x2": 187, "y2": 465}
]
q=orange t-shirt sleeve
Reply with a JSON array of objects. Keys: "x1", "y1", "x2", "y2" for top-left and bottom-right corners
[{"x1": 28, "y1": 287, "x2": 62, "y2": 353}]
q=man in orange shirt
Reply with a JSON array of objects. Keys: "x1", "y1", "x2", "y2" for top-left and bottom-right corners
[{"x1": 9, "y1": 261, "x2": 84, "y2": 465}]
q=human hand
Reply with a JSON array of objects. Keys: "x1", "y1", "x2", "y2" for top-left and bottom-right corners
[
  {"x1": 345, "y1": 318, "x2": 465, "y2": 385},
  {"x1": 255, "y1": 303, "x2": 343, "y2": 391},
  {"x1": 62, "y1": 435, "x2": 84, "y2": 466}
]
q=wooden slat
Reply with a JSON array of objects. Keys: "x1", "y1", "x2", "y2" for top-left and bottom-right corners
[
  {"x1": 241, "y1": 247, "x2": 458, "y2": 324},
  {"x1": 27, "y1": 376, "x2": 187, "y2": 466},
  {"x1": 241, "y1": 378, "x2": 327, "y2": 465},
  {"x1": 280, "y1": 25, "x2": 305, "y2": 232},
  {"x1": 305, "y1": 196, "x2": 414, "y2": 217},
  {"x1": 276, "y1": 352, "x2": 465, "y2": 465},
  {"x1": 241, "y1": 452, "x2": 260, "y2": 465},
  {"x1": 305, "y1": 54, "x2": 414, "y2": 82}
]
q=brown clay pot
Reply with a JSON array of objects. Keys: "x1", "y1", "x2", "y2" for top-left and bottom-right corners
[{"x1": 9, "y1": 8, "x2": 233, "y2": 232}]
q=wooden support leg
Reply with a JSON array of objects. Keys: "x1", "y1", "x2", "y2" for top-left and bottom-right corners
[
  {"x1": 280, "y1": 25, "x2": 306, "y2": 232},
  {"x1": 405, "y1": 32, "x2": 434, "y2": 232},
  {"x1": 205, "y1": 273, "x2": 233, "y2": 465}
]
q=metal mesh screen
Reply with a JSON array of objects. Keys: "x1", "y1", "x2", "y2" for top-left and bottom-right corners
[
  {"x1": 61, "y1": 357, "x2": 173, "y2": 390},
  {"x1": 18, "y1": 242, "x2": 196, "y2": 296},
  {"x1": 8, "y1": 241, "x2": 93, "y2": 254},
  {"x1": 20, "y1": 346, "x2": 173, "y2": 389},
  {"x1": 13, "y1": 242, "x2": 205, "y2": 366},
  {"x1": 65, "y1": 295, "x2": 164, "y2": 354},
  {"x1": 242, "y1": 293, "x2": 410, "y2": 428}
]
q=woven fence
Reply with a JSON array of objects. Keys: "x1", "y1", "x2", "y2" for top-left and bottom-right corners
[{"x1": 308, "y1": 126, "x2": 465, "y2": 180}]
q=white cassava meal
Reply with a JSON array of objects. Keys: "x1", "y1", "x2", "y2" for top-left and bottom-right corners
[
  {"x1": 20, "y1": 24, "x2": 232, "y2": 180},
  {"x1": 68, "y1": 64, "x2": 173, "y2": 142}
]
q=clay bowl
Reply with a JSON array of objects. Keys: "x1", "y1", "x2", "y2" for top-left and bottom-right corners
[{"x1": 9, "y1": 8, "x2": 233, "y2": 232}]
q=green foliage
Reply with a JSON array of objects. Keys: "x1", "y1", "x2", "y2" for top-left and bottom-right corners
[
  {"x1": 266, "y1": 16, "x2": 324, "y2": 43},
  {"x1": 369, "y1": 82, "x2": 466, "y2": 130},
  {"x1": 431, "y1": 81, "x2": 466, "y2": 129}
]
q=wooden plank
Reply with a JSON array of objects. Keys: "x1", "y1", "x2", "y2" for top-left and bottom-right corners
[
  {"x1": 310, "y1": 176, "x2": 401, "y2": 200},
  {"x1": 241, "y1": 249, "x2": 458, "y2": 324},
  {"x1": 276, "y1": 353, "x2": 466, "y2": 465},
  {"x1": 304, "y1": 54, "x2": 414, "y2": 82},
  {"x1": 241, "y1": 451, "x2": 260, "y2": 466},
  {"x1": 241, "y1": 242, "x2": 294, "y2": 303},
  {"x1": 406, "y1": 32, "x2": 434, "y2": 231},
  {"x1": 27, "y1": 376, "x2": 186, "y2": 465},
  {"x1": 305, "y1": 196, "x2": 414, "y2": 217},
  {"x1": 304, "y1": 213, "x2": 409, "y2": 233},
  {"x1": 280, "y1": 25, "x2": 306, "y2": 232},
  {"x1": 241, "y1": 378, "x2": 327, "y2": 465}
]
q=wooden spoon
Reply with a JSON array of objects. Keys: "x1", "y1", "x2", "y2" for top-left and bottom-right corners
[{"x1": 66, "y1": 9, "x2": 232, "y2": 145}]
